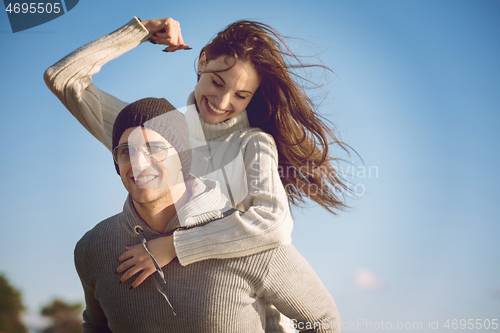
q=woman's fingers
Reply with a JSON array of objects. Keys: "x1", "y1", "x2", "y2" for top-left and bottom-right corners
[
  {"x1": 118, "y1": 244, "x2": 142, "y2": 262},
  {"x1": 130, "y1": 268, "x2": 156, "y2": 288},
  {"x1": 118, "y1": 249, "x2": 133, "y2": 263},
  {"x1": 118, "y1": 256, "x2": 153, "y2": 283},
  {"x1": 150, "y1": 35, "x2": 190, "y2": 50},
  {"x1": 116, "y1": 236, "x2": 177, "y2": 286},
  {"x1": 120, "y1": 265, "x2": 141, "y2": 284},
  {"x1": 118, "y1": 261, "x2": 156, "y2": 286},
  {"x1": 116, "y1": 244, "x2": 157, "y2": 285},
  {"x1": 163, "y1": 44, "x2": 191, "y2": 52},
  {"x1": 116, "y1": 257, "x2": 135, "y2": 274},
  {"x1": 145, "y1": 18, "x2": 190, "y2": 52},
  {"x1": 142, "y1": 18, "x2": 173, "y2": 35},
  {"x1": 117, "y1": 245, "x2": 149, "y2": 273},
  {"x1": 152, "y1": 32, "x2": 185, "y2": 47}
]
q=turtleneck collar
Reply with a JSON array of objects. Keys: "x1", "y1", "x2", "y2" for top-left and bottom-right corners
[
  {"x1": 121, "y1": 195, "x2": 180, "y2": 239},
  {"x1": 185, "y1": 91, "x2": 251, "y2": 141}
]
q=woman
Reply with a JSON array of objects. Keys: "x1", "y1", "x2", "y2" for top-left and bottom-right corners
[{"x1": 45, "y1": 16, "x2": 349, "y2": 331}]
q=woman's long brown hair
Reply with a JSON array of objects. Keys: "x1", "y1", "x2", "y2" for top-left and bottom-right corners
[{"x1": 201, "y1": 20, "x2": 354, "y2": 214}]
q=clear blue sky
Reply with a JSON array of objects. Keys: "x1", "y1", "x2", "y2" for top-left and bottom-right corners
[{"x1": 1, "y1": 0, "x2": 499, "y2": 330}]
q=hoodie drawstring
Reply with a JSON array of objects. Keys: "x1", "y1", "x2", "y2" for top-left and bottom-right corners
[{"x1": 135, "y1": 226, "x2": 176, "y2": 316}]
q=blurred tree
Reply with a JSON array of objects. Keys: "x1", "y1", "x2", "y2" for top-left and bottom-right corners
[
  {"x1": 0, "y1": 273, "x2": 28, "y2": 333},
  {"x1": 40, "y1": 299, "x2": 83, "y2": 333}
]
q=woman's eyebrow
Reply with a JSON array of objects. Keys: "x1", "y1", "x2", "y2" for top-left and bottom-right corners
[
  {"x1": 213, "y1": 73, "x2": 253, "y2": 95},
  {"x1": 213, "y1": 73, "x2": 226, "y2": 85}
]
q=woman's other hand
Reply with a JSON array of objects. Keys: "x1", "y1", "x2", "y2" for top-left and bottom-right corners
[
  {"x1": 116, "y1": 235, "x2": 177, "y2": 288},
  {"x1": 141, "y1": 18, "x2": 191, "y2": 52}
]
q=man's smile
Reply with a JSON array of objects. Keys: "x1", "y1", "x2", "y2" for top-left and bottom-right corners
[{"x1": 133, "y1": 174, "x2": 158, "y2": 185}]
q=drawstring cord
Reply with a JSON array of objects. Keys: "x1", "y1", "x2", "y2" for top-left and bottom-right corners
[{"x1": 135, "y1": 226, "x2": 176, "y2": 316}]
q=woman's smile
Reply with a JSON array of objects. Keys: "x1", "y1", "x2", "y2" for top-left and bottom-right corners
[{"x1": 206, "y1": 98, "x2": 227, "y2": 115}]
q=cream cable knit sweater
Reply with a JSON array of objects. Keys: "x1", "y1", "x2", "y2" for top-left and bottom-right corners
[{"x1": 44, "y1": 17, "x2": 294, "y2": 266}]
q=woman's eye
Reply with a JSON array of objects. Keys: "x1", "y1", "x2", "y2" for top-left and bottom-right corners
[
  {"x1": 236, "y1": 94, "x2": 246, "y2": 100},
  {"x1": 212, "y1": 80, "x2": 222, "y2": 87}
]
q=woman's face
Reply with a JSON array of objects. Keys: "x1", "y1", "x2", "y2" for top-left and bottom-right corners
[{"x1": 195, "y1": 53, "x2": 260, "y2": 124}]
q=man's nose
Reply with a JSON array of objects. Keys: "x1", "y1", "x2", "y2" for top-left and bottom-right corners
[
  {"x1": 131, "y1": 149, "x2": 150, "y2": 170},
  {"x1": 215, "y1": 92, "x2": 231, "y2": 110}
]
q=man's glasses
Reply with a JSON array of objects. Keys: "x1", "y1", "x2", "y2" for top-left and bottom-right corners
[{"x1": 113, "y1": 142, "x2": 172, "y2": 166}]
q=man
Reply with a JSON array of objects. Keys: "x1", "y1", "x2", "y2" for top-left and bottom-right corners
[{"x1": 74, "y1": 97, "x2": 340, "y2": 332}]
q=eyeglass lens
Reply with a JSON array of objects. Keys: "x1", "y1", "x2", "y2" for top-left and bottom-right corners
[{"x1": 114, "y1": 142, "x2": 169, "y2": 166}]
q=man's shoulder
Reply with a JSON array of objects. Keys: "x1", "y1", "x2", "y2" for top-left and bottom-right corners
[
  {"x1": 248, "y1": 244, "x2": 297, "y2": 261},
  {"x1": 238, "y1": 244, "x2": 301, "y2": 273},
  {"x1": 222, "y1": 244, "x2": 296, "y2": 268},
  {"x1": 74, "y1": 212, "x2": 122, "y2": 256},
  {"x1": 206, "y1": 245, "x2": 297, "y2": 285},
  {"x1": 84, "y1": 212, "x2": 122, "y2": 237}
]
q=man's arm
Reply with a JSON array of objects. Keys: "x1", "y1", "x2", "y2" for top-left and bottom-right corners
[
  {"x1": 74, "y1": 237, "x2": 112, "y2": 333},
  {"x1": 80, "y1": 282, "x2": 112, "y2": 333},
  {"x1": 258, "y1": 245, "x2": 341, "y2": 333}
]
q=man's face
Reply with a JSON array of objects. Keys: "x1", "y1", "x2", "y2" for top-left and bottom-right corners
[{"x1": 117, "y1": 127, "x2": 183, "y2": 206}]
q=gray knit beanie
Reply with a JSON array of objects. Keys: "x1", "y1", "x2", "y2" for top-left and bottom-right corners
[{"x1": 112, "y1": 98, "x2": 192, "y2": 179}]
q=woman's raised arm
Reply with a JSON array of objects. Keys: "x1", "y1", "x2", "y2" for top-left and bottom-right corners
[{"x1": 43, "y1": 17, "x2": 189, "y2": 150}]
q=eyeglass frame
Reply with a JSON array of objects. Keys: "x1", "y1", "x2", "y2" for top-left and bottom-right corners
[{"x1": 112, "y1": 141, "x2": 173, "y2": 167}]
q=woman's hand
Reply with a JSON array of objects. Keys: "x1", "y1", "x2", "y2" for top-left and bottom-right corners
[
  {"x1": 117, "y1": 235, "x2": 177, "y2": 288},
  {"x1": 141, "y1": 18, "x2": 191, "y2": 52}
]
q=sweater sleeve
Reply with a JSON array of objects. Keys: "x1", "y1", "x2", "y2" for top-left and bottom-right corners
[
  {"x1": 43, "y1": 17, "x2": 149, "y2": 150},
  {"x1": 44, "y1": 17, "x2": 294, "y2": 268},
  {"x1": 173, "y1": 132, "x2": 294, "y2": 265},
  {"x1": 74, "y1": 236, "x2": 112, "y2": 333},
  {"x1": 259, "y1": 245, "x2": 341, "y2": 333}
]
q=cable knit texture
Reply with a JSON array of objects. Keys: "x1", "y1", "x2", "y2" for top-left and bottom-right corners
[
  {"x1": 45, "y1": 17, "x2": 326, "y2": 333},
  {"x1": 74, "y1": 181, "x2": 340, "y2": 332},
  {"x1": 44, "y1": 16, "x2": 294, "y2": 267}
]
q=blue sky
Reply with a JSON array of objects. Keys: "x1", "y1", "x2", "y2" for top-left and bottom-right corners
[{"x1": 1, "y1": 0, "x2": 499, "y2": 330}]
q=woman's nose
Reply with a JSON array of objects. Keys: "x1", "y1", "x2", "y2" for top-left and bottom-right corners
[{"x1": 215, "y1": 92, "x2": 231, "y2": 110}]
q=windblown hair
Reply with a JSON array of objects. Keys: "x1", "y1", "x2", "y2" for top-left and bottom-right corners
[{"x1": 201, "y1": 20, "x2": 353, "y2": 214}]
